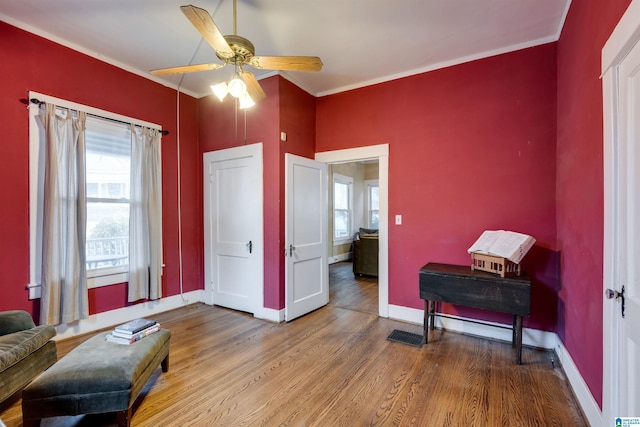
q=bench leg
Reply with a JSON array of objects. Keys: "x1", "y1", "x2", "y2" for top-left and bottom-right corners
[
  {"x1": 161, "y1": 353, "x2": 170, "y2": 372},
  {"x1": 117, "y1": 407, "x2": 132, "y2": 427}
]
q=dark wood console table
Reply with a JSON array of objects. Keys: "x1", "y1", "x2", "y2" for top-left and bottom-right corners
[{"x1": 419, "y1": 262, "x2": 531, "y2": 364}]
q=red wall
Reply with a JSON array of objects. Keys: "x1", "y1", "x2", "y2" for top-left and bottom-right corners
[
  {"x1": 0, "y1": 22, "x2": 202, "y2": 319},
  {"x1": 198, "y1": 77, "x2": 281, "y2": 310},
  {"x1": 317, "y1": 44, "x2": 559, "y2": 331},
  {"x1": 198, "y1": 76, "x2": 316, "y2": 309},
  {"x1": 277, "y1": 78, "x2": 317, "y2": 307},
  {"x1": 556, "y1": 0, "x2": 633, "y2": 408},
  {"x1": 3, "y1": 1, "x2": 632, "y2": 409}
]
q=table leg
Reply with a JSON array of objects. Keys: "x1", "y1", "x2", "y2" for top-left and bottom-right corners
[
  {"x1": 429, "y1": 300, "x2": 435, "y2": 331},
  {"x1": 423, "y1": 300, "x2": 429, "y2": 344},
  {"x1": 514, "y1": 315, "x2": 523, "y2": 364}
]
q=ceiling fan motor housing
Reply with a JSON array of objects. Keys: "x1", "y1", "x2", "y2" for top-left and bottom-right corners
[{"x1": 218, "y1": 35, "x2": 255, "y2": 65}]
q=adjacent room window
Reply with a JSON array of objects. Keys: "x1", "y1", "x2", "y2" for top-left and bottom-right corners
[
  {"x1": 365, "y1": 180, "x2": 380, "y2": 229},
  {"x1": 333, "y1": 173, "x2": 353, "y2": 242}
]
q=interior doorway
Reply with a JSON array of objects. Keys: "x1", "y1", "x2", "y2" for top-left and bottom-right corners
[
  {"x1": 316, "y1": 144, "x2": 389, "y2": 318},
  {"x1": 326, "y1": 160, "x2": 379, "y2": 315}
]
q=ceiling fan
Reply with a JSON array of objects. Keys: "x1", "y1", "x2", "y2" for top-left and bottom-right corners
[{"x1": 150, "y1": 1, "x2": 323, "y2": 104}]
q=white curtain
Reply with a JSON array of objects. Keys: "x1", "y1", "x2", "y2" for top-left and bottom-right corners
[
  {"x1": 128, "y1": 126, "x2": 162, "y2": 301},
  {"x1": 40, "y1": 103, "x2": 89, "y2": 325}
]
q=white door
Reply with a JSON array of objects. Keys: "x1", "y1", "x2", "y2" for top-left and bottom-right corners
[
  {"x1": 603, "y1": 9, "x2": 640, "y2": 420},
  {"x1": 203, "y1": 143, "x2": 263, "y2": 314},
  {"x1": 285, "y1": 154, "x2": 328, "y2": 321}
]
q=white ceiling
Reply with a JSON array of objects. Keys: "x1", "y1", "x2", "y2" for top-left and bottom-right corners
[{"x1": 0, "y1": 0, "x2": 570, "y2": 99}]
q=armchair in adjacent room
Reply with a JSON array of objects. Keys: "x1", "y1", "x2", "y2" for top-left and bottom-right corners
[{"x1": 352, "y1": 228, "x2": 379, "y2": 277}]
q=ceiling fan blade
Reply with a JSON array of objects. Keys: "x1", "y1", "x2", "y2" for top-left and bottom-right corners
[
  {"x1": 249, "y1": 56, "x2": 323, "y2": 72},
  {"x1": 240, "y1": 70, "x2": 267, "y2": 102},
  {"x1": 150, "y1": 63, "x2": 224, "y2": 76},
  {"x1": 180, "y1": 5, "x2": 234, "y2": 59}
]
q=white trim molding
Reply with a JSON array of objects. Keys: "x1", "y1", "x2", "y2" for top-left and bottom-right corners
[
  {"x1": 329, "y1": 253, "x2": 352, "y2": 264},
  {"x1": 388, "y1": 304, "x2": 556, "y2": 349},
  {"x1": 554, "y1": 339, "x2": 603, "y2": 427},
  {"x1": 53, "y1": 290, "x2": 202, "y2": 340},
  {"x1": 255, "y1": 307, "x2": 285, "y2": 323}
]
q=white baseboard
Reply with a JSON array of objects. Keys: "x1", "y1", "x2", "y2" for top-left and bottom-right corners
[
  {"x1": 255, "y1": 307, "x2": 284, "y2": 322},
  {"x1": 387, "y1": 304, "x2": 600, "y2": 426},
  {"x1": 388, "y1": 304, "x2": 423, "y2": 325},
  {"x1": 388, "y1": 304, "x2": 556, "y2": 349},
  {"x1": 554, "y1": 338, "x2": 602, "y2": 427},
  {"x1": 329, "y1": 253, "x2": 352, "y2": 264},
  {"x1": 199, "y1": 297, "x2": 283, "y2": 322},
  {"x1": 54, "y1": 290, "x2": 203, "y2": 340}
]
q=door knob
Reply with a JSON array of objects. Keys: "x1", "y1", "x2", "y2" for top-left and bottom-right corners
[
  {"x1": 606, "y1": 288, "x2": 621, "y2": 299},
  {"x1": 606, "y1": 286, "x2": 625, "y2": 318}
]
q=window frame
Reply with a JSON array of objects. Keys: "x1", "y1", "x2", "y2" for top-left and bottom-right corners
[
  {"x1": 364, "y1": 179, "x2": 380, "y2": 230},
  {"x1": 333, "y1": 173, "x2": 354, "y2": 245},
  {"x1": 28, "y1": 91, "x2": 162, "y2": 298}
]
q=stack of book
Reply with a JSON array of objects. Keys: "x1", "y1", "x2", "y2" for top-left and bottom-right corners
[{"x1": 106, "y1": 318, "x2": 161, "y2": 345}]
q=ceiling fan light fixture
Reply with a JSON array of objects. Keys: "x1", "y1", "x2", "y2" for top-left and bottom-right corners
[
  {"x1": 239, "y1": 93, "x2": 255, "y2": 109},
  {"x1": 211, "y1": 82, "x2": 229, "y2": 101},
  {"x1": 228, "y1": 75, "x2": 247, "y2": 98},
  {"x1": 153, "y1": 4, "x2": 322, "y2": 104}
]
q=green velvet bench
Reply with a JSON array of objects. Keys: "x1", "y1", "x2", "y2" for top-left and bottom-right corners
[{"x1": 22, "y1": 329, "x2": 170, "y2": 427}]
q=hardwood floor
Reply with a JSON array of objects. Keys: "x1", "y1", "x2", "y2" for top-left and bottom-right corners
[
  {"x1": 329, "y1": 261, "x2": 378, "y2": 315},
  {"x1": 1, "y1": 263, "x2": 586, "y2": 426}
]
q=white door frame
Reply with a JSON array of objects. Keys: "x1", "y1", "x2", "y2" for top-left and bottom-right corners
[
  {"x1": 316, "y1": 144, "x2": 389, "y2": 317},
  {"x1": 602, "y1": 0, "x2": 640, "y2": 422}
]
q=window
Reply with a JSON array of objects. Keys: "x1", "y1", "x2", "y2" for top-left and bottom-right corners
[
  {"x1": 365, "y1": 180, "x2": 380, "y2": 229},
  {"x1": 85, "y1": 117, "x2": 131, "y2": 273},
  {"x1": 28, "y1": 91, "x2": 162, "y2": 295},
  {"x1": 333, "y1": 173, "x2": 353, "y2": 242}
]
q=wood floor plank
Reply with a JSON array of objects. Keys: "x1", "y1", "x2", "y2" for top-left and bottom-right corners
[{"x1": 0, "y1": 263, "x2": 587, "y2": 426}]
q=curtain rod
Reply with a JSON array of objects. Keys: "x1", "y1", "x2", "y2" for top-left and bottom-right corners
[{"x1": 29, "y1": 98, "x2": 169, "y2": 135}]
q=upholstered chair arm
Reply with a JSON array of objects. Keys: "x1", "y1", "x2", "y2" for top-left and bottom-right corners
[{"x1": 0, "y1": 310, "x2": 37, "y2": 336}]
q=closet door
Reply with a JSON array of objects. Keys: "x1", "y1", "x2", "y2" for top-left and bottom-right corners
[{"x1": 203, "y1": 143, "x2": 263, "y2": 314}]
